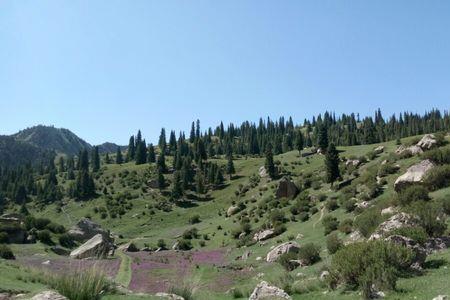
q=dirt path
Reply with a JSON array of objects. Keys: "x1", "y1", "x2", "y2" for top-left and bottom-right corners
[{"x1": 313, "y1": 206, "x2": 326, "y2": 228}]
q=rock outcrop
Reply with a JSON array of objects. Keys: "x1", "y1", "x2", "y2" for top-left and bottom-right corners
[
  {"x1": 30, "y1": 291, "x2": 68, "y2": 300},
  {"x1": 253, "y1": 229, "x2": 275, "y2": 242},
  {"x1": 249, "y1": 281, "x2": 292, "y2": 300},
  {"x1": 0, "y1": 214, "x2": 26, "y2": 243},
  {"x1": 227, "y1": 206, "x2": 240, "y2": 217},
  {"x1": 395, "y1": 145, "x2": 423, "y2": 156},
  {"x1": 155, "y1": 293, "x2": 185, "y2": 300},
  {"x1": 69, "y1": 234, "x2": 114, "y2": 259},
  {"x1": 417, "y1": 134, "x2": 438, "y2": 150},
  {"x1": 68, "y1": 218, "x2": 109, "y2": 241},
  {"x1": 374, "y1": 145, "x2": 385, "y2": 154},
  {"x1": 259, "y1": 166, "x2": 268, "y2": 178},
  {"x1": 424, "y1": 236, "x2": 450, "y2": 253},
  {"x1": 266, "y1": 241, "x2": 300, "y2": 262},
  {"x1": 369, "y1": 213, "x2": 417, "y2": 240},
  {"x1": 275, "y1": 177, "x2": 298, "y2": 199},
  {"x1": 384, "y1": 235, "x2": 427, "y2": 269},
  {"x1": 394, "y1": 160, "x2": 434, "y2": 191},
  {"x1": 345, "y1": 159, "x2": 360, "y2": 167},
  {"x1": 344, "y1": 230, "x2": 364, "y2": 245}
]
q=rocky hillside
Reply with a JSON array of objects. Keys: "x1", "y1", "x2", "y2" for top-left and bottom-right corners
[{"x1": 0, "y1": 135, "x2": 54, "y2": 168}]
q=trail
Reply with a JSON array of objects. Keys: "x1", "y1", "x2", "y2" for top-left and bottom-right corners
[
  {"x1": 60, "y1": 203, "x2": 73, "y2": 224},
  {"x1": 313, "y1": 206, "x2": 326, "y2": 228},
  {"x1": 115, "y1": 249, "x2": 132, "y2": 288}
]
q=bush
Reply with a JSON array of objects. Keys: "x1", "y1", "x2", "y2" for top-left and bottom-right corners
[
  {"x1": 443, "y1": 197, "x2": 450, "y2": 215},
  {"x1": 396, "y1": 185, "x2": 429, "y2": 206},
  {"x1": 59, "y1": 233, "x2": 75, "y2": 248},
  {"x1": 326, "y1": 233, "x2": 343, "y2": 254},
  {"x1": 278, "y1": 252, "x2": 299, "y2": 271},
  {"x1": 378, "y1": 164, "x2": 398, "y2": 177},
  {"x1": 422, "y1": 146, "x2": 450, "y2": 165},
  {"x1": 325, "y1": 199, "x2": 339, "y2": 211},
  {"x1": 322, "y1": 215, "x2": 339, "y2": 235},
  {"x1": 126, "y1": 242, "x2": 139, "y2": 252},
  {"x1": 0, "y1": 232, "x2": 8, "y2": 243},
  {"x1": 298, "y1": 212, "x2": 309, "y2": 222},
  {"x1": 168, "y1": 284, "x2": 194, "y2": 300},
  {"x1": 0, "y1": 244, "x2": 15, "y2": 259},
  {"x1": 298, "y1": 243, "x2": 321, "y2": 265},
  {"x1": 182, "y1": 228, "x2": 198, "y2": 240},
  {"x1": 343, "y1": 198, "x2": 356, "y2": 212},
  {"x1": 46, "y1": 222, "x2": 66, "y2": 234},
  {"x1": 410, "y1": 202, "x2": 447, "y2": 237},
  {"x1": 328, "y1": 240, "x2": 414, "y2": 299},
  {"x1": 49, "y1": 268, "x2": 110, "y2": 300},
  {"x1": 423, "y1": 165, "x2": 450, "y2": 191},
  {"x1": 391, "y1": 226, "x2": 428, "y2": 244},
  {"x1": 177, "y1": 239, "x2": 192, "y2": 250},
  {"x1": 354, "y1": 209, "x2": 383, "y2": 238},
  {"x1": 189, "y1": 215, "x2": 201, "y2": 224},
  {"x1": 37, "y1": 230, "x2": 54, "y2": 245},
  {"x1": 157, "y1": 239, "x2": 167, "y2": 249},
  {"x1": 338, "y1": 218, "x2": 353, "y2": 234}
]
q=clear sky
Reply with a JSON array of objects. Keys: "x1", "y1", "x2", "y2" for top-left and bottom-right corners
[{"x1": 1, "y1": 1, "x2": 449, "y2": 145}]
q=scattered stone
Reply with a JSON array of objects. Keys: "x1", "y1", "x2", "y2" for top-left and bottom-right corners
[
  {"x1": 296, "y1": 233, "x2": 304, "y2": 239},
  {"x1": 253, "y1": 229, "x2": 276, "y2": 242},
  {"x1": 356, "y1": 201, "x2": 370, "y2": 209},
  {"x1": 345, "y1": 159, "x2": 361, "y2": 167},
  {"x1": 374, "y1": 145, "x2": 385, "y2": 154},
  {"x1": 266, "y1": 241, "x2": 300, "y2": 262},
  {"x1": 259, "y1": 166, "x2": 268, "y2": 178},
  {"x1": 396, "y1": 145, "x2": 423, "y2": 156},
  {"x1": 70, "y1": 234, "x2": 114, "y2": 259},
  {"x1": 275, "y1": 177, "x2": 299, "y2": 199},
  {"x1": 433, "y1": 295, "x2": 448, "y2": 300},
  {"x1": 42, "y1": 260, "x2": 50, "y2": 265},
  {"x1": 249, "y1": 281, "x2": 292, "y2": 300},
  {"x1": 394, "y1": 160, "x2": 435, "y2": 191},
  {"x1": 381, "y1": 206, "x2": 398, "y2": 215},
  {"x1": 30, "y1": 291, "x2": 68, "y2": 300},
  {"x1": 227, "y1": 205, "x2": 240, "y2": 217},
  {"x1": 68, "y1": 218, "x2": 110, "y2": 241},
  {"x1": 344, "y1": 230, "x2": 364, "y2": 245},
  {"x1": 424, "y1": 237, "x2": 450, "y2": 254},
  {"x1": 171, "y1": 241, "x2": 179, "y2": 250},
  {"x1": 320, "y1": 270, "x2": 330, "y2": 281},
  {"x1": 255, "y1": 256, "x2": 262, "y2": 261},
  {"x1": 370, "y1": 213, "x2": 417, "y2": 240},
  {"x1": 417, "y1": 134, "x2": 438, "y2": 150},
  {"x1": 155, "y1": 292, "x2": 184, "y2": 300}
]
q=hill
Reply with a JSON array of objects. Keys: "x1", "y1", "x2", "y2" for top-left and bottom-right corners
[
  {"x1": 13, "y1": 125, "x2": 92, "y2": 155},
  {"x1": 0, "y1": 135, "x2": 54, "y2": 168},
  {"x1": 97, "y1": 142, "x2": 126, "y2": 154}
]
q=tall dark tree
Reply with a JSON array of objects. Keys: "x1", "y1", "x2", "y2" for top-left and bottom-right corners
[
  {"x1": 58, "y1": 156, "x2": 65, "y2": 173},
  {"x1": 126, "y1": 135, "x2": 135, "y2": 161},
  {"x1": 92, "y1": 146, "x2": 100, "y2": 172},
  {"x1": 189, "y1": 121, "x2": 196, "y2": 143},
  {"x1": 317, "y1": 124, "x2": 329, "y2": 151},
  {"x1": 195, "y1": 171, "x2": 206, "y2": 198},
  {"x1": 157, "y1": 167, "x2": 165, "y2": 190},
  {"x1": 157, "y1": 152, "x2": 167, "y2": 173},
  {"x1": 325, "y1": 143, "x2": 340, "y2": 186},
  {"x1": 147, "y1": 144, "x2": 156, "y2": 163},
  {"x1": 135, "y1": 139, "x2": 147, "y2": 165},
  {"x1": 116, "y1": 147, "x2": 123, "y2": 164},
  {"x1": 265, "y1": 143, "x2": 276, "y2": 179},
  {"x1": 73, "y1": 149, "x2": 96, "y2": 200},
  {"x1": 171, "y1": 171, "x2": 183, "y2": 201},
  {"x1": 226, "y1": 154, "x2": 235, "y2": 180},
  {"x1": 294, "y1": 131, "x2": 304, "y2": 154},
  {"x1": 104, "y1": 153, "x2": 111, "y2": 164},
  {"x1": 158, "y1": 128, "x2": 167, "y2": 154}
]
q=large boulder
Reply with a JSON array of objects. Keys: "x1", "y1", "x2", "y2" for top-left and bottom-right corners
[
  {"x1": 344, "y1": 230, "x2": 364, "y2": 245},
  {"x1": 394, "y1": 160, "x2": 434, "y2": 191},
  {"x1": 345, "y1": 159, "x2": 361, "y2": 167},
  {"x1": 374, "y1": 145, "x2": 385, "y2": 154},
  {"x1": 417, "y1": 134, "x2": 438, "y2": 150},
  {"x1": 29, "y1": 291, "x2": 68, "y2": 300},
  {"x1": 69, "y1": 234, "x2": 114, "y2": 259},
  {"x1": 384, "y1": 235, "x2": 427, "y2": 268},
  {"x1": 253, "y1": 229, "x2": 276, "y2": 242},
  {"x1": 227, "y1": 206, "x2": 240, "y2": 217},
  {"x1": 424, "y1": 236, "x2": 450, "y2": 254},
  {"x1": 395, "y1": 145, "x2": 423, "y2": 156},
  {"x1": 266, "y1": 241, "x2": 300, "y2": 262},
  {"x1": 259, "y1": 166, "x2": 268, "y2": 178},
  {"x1": 275, "y1": 177, "x2": 298, "y2": 199},
  {"x1": 249, "y1": 281, "x2": 292, "y2": 300},
  {"x1": 155, "y1": 293, "x2": 185, "y2": 300},
  {"x1": 369, "y1": 213, "x2": 417, "y2": 240},
  {"x1": 68, "y1": 218, "x2": 109, "y2": 241},
  {"x1": 0, "y1": 215, "x2": 26, "y2": 243}
]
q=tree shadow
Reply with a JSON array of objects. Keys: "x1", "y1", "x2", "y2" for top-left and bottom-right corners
[
  {"x1": 424, "y1": 258, "x2": 447, "y2": 269},
  {"x1": 175, "y1": 200, "x2": 198, "y2": 208}
]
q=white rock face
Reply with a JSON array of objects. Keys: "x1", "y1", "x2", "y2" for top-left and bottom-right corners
[
  {"x1": 394, "y1": 159, "x2": 434, "y2": 191},
  {"x1": 344, "y1": 230, "x2": 364, "y2": 245},
  {"x1": 381, "y1": 206, "x2": 398, "y2": 215},
  {"x1": 68, "y1": 218, "x2": 109, "y2": 241},
  {"x1": 253, "y1": 229, "x2": 276, "y2": 242},
  {"x1": 259, "y1": 166, "x2": 268, "y2": 178},
  {"x1": 433, "y1": 295, "x2": 448, "y2": 300},
  {"x1": 374, "y1": 145, "x2": 385, "y2": 154},
  {"x1": 155, "y1": 292, "x2": 185, "y2": 300},
  {"x1": 417, "y1": 134, "x2": 438, "y2": 150},
  {"x1": 30, "y1": 291, "x2": 68, "y2": 300},
  {"x1": 266, "y1": 241, "x2": 300, "y2": 262},
  {"x1": 70, "y1": 234, "x2": 114, "y2": 259},
  {"x1": 249, "y1": 281, "x2": 292, "y2": 300},
  {"x1": 345, "y1": 159, "x2": 360, "y2": 167},
  {"x1": 369, "y1": 213, "x2": 417, "y2": 240},
  {"x1": 395, "y1": 145, "x2": 423, "y2": 156}
]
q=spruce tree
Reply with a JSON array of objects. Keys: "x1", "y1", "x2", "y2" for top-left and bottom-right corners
[
  {"x1": 105, "y1": 153, "x2": 111, "y2": 164},
  {"x1": 58, "y1": 157, "x2": 65, "y2": 173},
  {"x1": 116, "y1": 147, "x2": 123, "y2": 164},
  {"x1": 171, "y1": 171, "x2": 183, "y2": 201},
  {"x1": 317, "y1": 124, "x2": 329, "y2": 151},
  {"x1": 325, "y1": 143, "x2": 340, "y2": 186},
  {"x1": 126, "y1": 135, "x2": 135, "y2": 161},
  {"x1": 265, "y1": 143, "x2": 276, "y2": 179},
  {"x1": 294, "y1": 131, "x2": 304, "y2": 154},
  {"x1": 158, "y1": 128, "x2": 167, "y2": 154},
  {"x1": 147, "y1": 144, "x2": 156, "y2": 163},
  {"x1": 92, "y1": 146, "x2": 100, "y2": 172},
  {"x1": 135, "y1": 140, "x2": 147, "y2": 165},
  {"x1": 157, "y1": 167, "x2": 165, "y2": 190},
  {"x1": 195, "y1": 171, "x2": 205, "y2": 198},
  {"x1": 226, "y1": 154, "x2": 235, "y2": 180},
  {"x1": 157, "y1": 152, "x2": 167, "y2": 173}
]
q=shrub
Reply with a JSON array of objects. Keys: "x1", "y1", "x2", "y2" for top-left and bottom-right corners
[
  {"x1": 422, "y1": 146, "x2": 450, "y2": 165},
  {"x1": 37, "y1": 230, "x2": 54, "y2": 245},
  {"x1": 396, "y1": 185, "x2": 429, "y2": 206},
  {"x1": 157, "y1": 239, "x2": 167, "y2": 249},
  {"x1": 326, "y1": 232, "x2": 343, "y2": 254},
  {"x1": 410, "y1": 202, "x2": 447, "y2": 237},
  {"x1": 298, "y1": 212, "x2": 309, "y2": 222},
  {"x1": 322, "y1": 215, "x2": 339, "y2": 235},
  {"x1": 391, "y1": 227, "x2": 428, "y2": 244},
  {"x1": 423, "y1": 165, "x2": 450, "y2": 191},
  {"x1": 354, "y1": 209, "x2": 383, "y2": 238},
  {"x1": 298, "y1": 243, "x2": 321, "y2": 265},
  {"x1": 278, "y1": 252, "x2": 299, "y2": 271},
  {"x1": 177, "y1": 239, "x2": 192, "y2": 250},
  {"x1": 127, "y1": 242, "x2": 139, "y2": 252},
  {"x1": 189, "y1": 215, "x2": 201, "y2": 224},
  {"x1": 378, "y1": 164, "x2": 398, "y2": 177},
  {"x1": 443, "y1": 197, "x2": 450, "y2": 215},
  {"x1": 46, "y1": 222, "x2": 66, "y2": 234},
  {"x1": 168, "y1": 284, "x2": 194, "y2": 300},
  {"x1": 343, "y1": 198, "x2": 356, "y2": 212},
  {"x1": 328, "y1": 241, "x2": 414, "y2": 299},
  {"x1": 182, "y1": 228, "x2": 198, "y2": 239},
  {"x1": 0, "y1": 244, "x2": 15, "y2": 259},
  {"x1": 0, "y1": 232, "x2": 8, "y2": 243},
  {"x1": 338, "y1": 218, "x2": 353, "y2": 234},
  {"x1": 59, "y1": 233, "x2": 75, "y2": 248},
  {"x1": 325, "y1": 199, "x2": 339, "y2": 211},
  {"x1": 231, "y1": 288, "x2": 244, "y2": 299},
  {"x1": 49, "y1": 268, "x2": 110, "y2": 300}
]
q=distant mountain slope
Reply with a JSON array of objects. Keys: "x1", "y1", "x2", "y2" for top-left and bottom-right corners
[
  {"x1": 96, "y1": 142, "x2": 126, "y2": 154},
  {"x1": 13, "y1": 125, "x2": 92, "y2": 155},
  {"x1": 0, "y1": 135, "x2": 54, "y2": 168}
]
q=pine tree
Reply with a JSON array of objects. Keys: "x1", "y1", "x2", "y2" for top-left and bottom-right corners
[
  {"x1": 195, "y1": 171, "x2": 206, "y2": 198},
  {"x1": 157, "y1": 167, "x2": 165, "y2": 190},
  {"x1": 74, "y1": 149, "x2": 96, "y2": 200},
  {"x1": 58, "y1": 157, "x2": 65, "y2": 173},
  {"x1": 265, "y1": 143, "x2": 276, "y2": 179},
  {"x1": 226, "y1": 154, "x2": 235, "y2": 180},
  {"x1": 116, "y1": 147, "x2": 123, "y2": 164},
  {"x1": 190, "y1": 121, "x2": 196, "y2": 143},
  {"x1": 171, "y1": 171, "x2": 183, "y2": 201},
  {"x1": 127, "y1": 135, "x2": 136, "y2": 161},
  {"x1": 294, "y1": 131, "x2": 304, "y2": 154},
  {"x1": 147, "y1": 144, "x2": 156, "y2": 163},
  {"x1": 92, "y1": 146, "x2": 100, "y2": 172},
  {"x1": 104, "y1": 153, "x2": 111, "y2": 164},
  {"x1": 157, "y1": 152, "x2": 167, "y2": 173},
  {"x1": 158, "y1": 128, "x2": 167, "y2": 154},
  {"x1": 317, "y1": 124, "x2": 329, "y2": 151},
  {"x1": 135, "y1": 140, "x2": 147, "y2": 165},
  {"x1": 325, "y1": 143, "x2": 340, "y2": 186}
]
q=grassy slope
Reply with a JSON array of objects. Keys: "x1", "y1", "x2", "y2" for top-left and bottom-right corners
[{"x1": 3, "y1": 134, "x2": 450, "y2": 299}]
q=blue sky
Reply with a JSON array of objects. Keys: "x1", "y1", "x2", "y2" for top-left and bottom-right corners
[{"x1": 1, "y1": 1, "x2": 449, "y2": 145}]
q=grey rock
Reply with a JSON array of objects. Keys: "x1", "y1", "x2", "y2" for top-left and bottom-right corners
[{"x1": 249, "y1": 281, "x2": 291, "y2": 300}]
